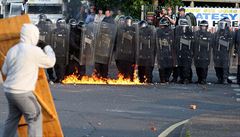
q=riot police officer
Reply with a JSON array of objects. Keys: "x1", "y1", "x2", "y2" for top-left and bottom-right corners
[
  {"x1": 50, "y1": 18, "x2": 69, "y2": 82},
  {"x1": 213, "y1": 18, "x2": 234, "y2": 84},
  {"x1": 115, "y1": 16, "x2": 136, "y2": 81},
  {"x1": 137, "y1": 20, "x2": 155, "y2": 83},
  {"x1": 194, "y1": 20, "x2": 213, "y2": 84},
  {"x1": 236, "y1": 26, "x2": 240, "y2": 84},
  {"x1": 156, "y1": 18, "x2": 175, "y2": 83},
  {"x1": 175, "y1": 18, "x2": 194, "y2": 84},
  {"x1": 66, "y1": 19, "x2": 86, "y2": 78},
  {"x1": 94, "y1": 9, "x2": 117, "y2": 79}
]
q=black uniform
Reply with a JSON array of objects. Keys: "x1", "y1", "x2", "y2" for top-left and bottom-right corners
[
  {"x1": 175, "y1": 18, "x2": 194, "y2": 84},
  {"x1": 236, "y1": 29, "x2": 240, "y2": 84},
  {"x1": 213, "y1": 21, "x2": 233, "y2": 84},
  {"x1": 156, "y1": 18, "x2": 175, "y2": 83},
  {"x1": 137, "y1": 21, "x2": 156, "y2": 83},
  {"x1": 115, "y1": 16, "x2": 136, "y2": 81},
  {"x1": 50, "y1": 19, "x2": 69, "y2": 82},
  {"x1": 193, "y1": 21, "x2": 212, "y2": 84},
  {"x1": 66, "y1": 21, "x2": 86, "y2": 78}
]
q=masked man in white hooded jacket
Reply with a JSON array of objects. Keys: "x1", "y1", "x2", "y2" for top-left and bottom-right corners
[{"x1": 1, "y1": 24, "x2": 56, "y2": 137}]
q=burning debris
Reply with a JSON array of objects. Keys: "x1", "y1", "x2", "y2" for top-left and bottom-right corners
[{"x1": 62, "y1": 69, "x2": 145, "y2": 85}]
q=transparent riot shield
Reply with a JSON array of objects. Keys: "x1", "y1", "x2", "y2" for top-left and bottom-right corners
[
  {"x1": 79, "y1": 22, "x2": 97, "y2": 66},
  {"x1": 115, "y1": 24, "x2": 136, "y2": 63},
  {"x1": 193, "y1": 30, "x2": 213, "y2": 68},
  {"x1": 50, "y1": 25, "x2": 70, "y2": 65},
  {"x1": 94, "y1": 22, "x2": 117, "y2": 64},
  {"x1": 136, "y1": 25, "x2": 156, "y2": 67},
  {"x1": 37, "y1": 22, "x2": 54, "y2": 43},
  {"x1": 156, "y1": 27, "x2": 174, "y2": 69}
]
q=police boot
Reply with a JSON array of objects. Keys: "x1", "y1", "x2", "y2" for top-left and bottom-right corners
[
  {"x1": 223, "y1": 79, "x2": 228, "y2": 84},
  {"x1": 200, "y1": 79, "x2": 207, "y2": 85},
  {"x1": 216, "y1": 79, "x2": 223, "y2": 84}
]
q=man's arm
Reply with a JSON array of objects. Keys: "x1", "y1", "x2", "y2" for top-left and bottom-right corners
[{"x1": 35, "y1": 46, "x2": 56, "y2": 68}]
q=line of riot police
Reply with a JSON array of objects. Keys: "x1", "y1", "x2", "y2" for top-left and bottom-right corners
[{"x1": 36, "y1": 14, "x2": 238, "y2": 85}]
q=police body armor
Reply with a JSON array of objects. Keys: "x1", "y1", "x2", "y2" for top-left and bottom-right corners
[
  {"x1": 95, "y1": 22, "x2": 117, "y2": 64},
  {"x1": 80, "y1": 22, "x2": 96, "y2": 65},
  {"x1": 194, "y1": 30, "x2": 212, "y2": 68},
  {"x1": 51, "y1": 26, "x2": 70, "y2": 65},
  {"x1": 156, "y1": 27, "x2": 174, "y2": 69},
  {"x1": 136, "y1": 26, "x2": 156, "y2": 67},
  {"x1": 115, "y1": 24, "x2": 136, "y2": 63},
  {"x1": 213, "y1": 30, "x2": 233, "y2": 68},
  {"x1": 175, "y1": 26, "x2": 194, "y2": 67}
]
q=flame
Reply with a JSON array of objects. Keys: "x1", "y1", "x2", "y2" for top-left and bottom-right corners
[{"x1": 62, "y1": 66, "x2": 144, "y2": 85}]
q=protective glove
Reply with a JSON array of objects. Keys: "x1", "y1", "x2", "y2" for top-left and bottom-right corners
[{"x1": 37, "y1": 40, "x2": 48, "y2": 49}]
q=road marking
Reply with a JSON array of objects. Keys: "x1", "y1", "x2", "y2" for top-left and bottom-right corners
[
  {"x1": 158, "y1": 119, "x2": 189, "y2": 137},
  {"x1": 233, "y1": 89, "x2": 240, "y2": 92},
  {"x1": 231, "y1": 84, "x2": 239, "y2": 88},
  {"x1": 236, "y1": 98, "x2": 240, "y2": 102},
  {"x1": 236, "y1": 93, "x2": 240, "y2": 96},
  {"x1": 106, "y1": 109, "x2": 151, "y2": 114}
]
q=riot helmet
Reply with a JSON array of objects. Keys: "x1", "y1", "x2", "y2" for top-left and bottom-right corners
[
  {"x1": 218, "y1": 18, "x2": 231, "y2": 30},
  {"x1": 178, "y1": 18, "x2": 189, "y2": 33},
  {"x1": 69, "y1": 18, "x2": 77, "y2": 29},
  {"x1": 77, "y1": 21, "x2": 85, "y2": 28},
  {"x1": 125, "y1": 16, "x2": 133, "y2": 27},
  {"x1": 117, "y1": 16, "x2": 125, "y2": 25},
  {"x1": 45, "y1": 19, "x2": 53, "y2": 30},
  {"x1": 159, "y1": 18, "x2": 170, "y2": 28},
  {"x1": 199, "y1": 20, "x2": 208, "y2": 32},
  {"x1": 39, "y1": 14, "x2": 47, "y2": 22},
  {"x1": 56, "y1": 18, "x2": 66, "y2": 29},
  {"x1": 138, "y1": 20, "x2": 148, "y2": 28}
]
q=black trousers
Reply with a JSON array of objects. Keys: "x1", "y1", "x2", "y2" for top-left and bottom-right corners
[
  {"x1": 95, "y1": 63, "x2": 109, "y2": 79},
  {"x1": 196, "y1": 67, "x2": 208, "y2": 81},
  {"x1": 66, "y1": 60, "x2": 86, "y2": 79},
  {"x1": 172, "y1": 67, "x2": 179, "y2": 81},
  {"x1": 179, "y1": 66, "x2": 192, "y2": 81},
  {"x1": 138, "y1": 66, "x2": 154, "y2": 83},
  {"x1": 47, "y1": 68, "x2": 55, "y2": 81},
  {"x1": 54, "y1": 63, "x2": 66, "y2": 82},
  {"x1": 237, "y1": 65, "x2": 240, "y2": 83},
  {"x1": 159, "y1": 67, "x2": 173, "y2": 83},
  {"x1": 214, "y1": 67, "x2": 229, "y2": 81},
  {"x1": 116, "y1": 60, "x2": 135, "y2": 81}
]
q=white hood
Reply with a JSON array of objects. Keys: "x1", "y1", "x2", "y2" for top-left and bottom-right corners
[{"x1": 20, "y1": 24, "x2": 39, "y2": 46}]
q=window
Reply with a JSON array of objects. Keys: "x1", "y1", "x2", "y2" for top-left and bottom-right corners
[{"x1": 28, "y1": 5, "x2": 62, "y2": 14}]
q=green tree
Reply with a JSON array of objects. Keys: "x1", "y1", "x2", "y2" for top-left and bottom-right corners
[
  {"x1": 122, "y1": 0, "x2": 149, "y2": 19},
  {"x1": 164, "y1": 0, "x2": 183, "y2": 9}
]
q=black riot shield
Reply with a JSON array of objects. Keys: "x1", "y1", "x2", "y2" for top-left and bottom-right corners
[
  {"x1": 212, "y1": 30, "x2": 233, "y2": 68},
  {"x1": 95, "y1": 22, "x2": 117, "y2": 64},
  {"x1": 156, "y1": 27, "x2": 174, "y2": 69},
  {"x1": 80, "y1": 22, "x2": 96, "y2": 65},
  {"x1": 115, "y1": 24, "x2": 136, "y2": 63},
  {"x1": 193, "y1": 30, "x2": 213, "y2": 68},
  {"x1": 136, "y1": 26, "x2": 156, "y2": 67},
  {"x1": 175, "y1": 26, "x2": 194, "y2": 67},
  {"x1": 50, "y1": 26, "x2": 70, "y2": 65}
]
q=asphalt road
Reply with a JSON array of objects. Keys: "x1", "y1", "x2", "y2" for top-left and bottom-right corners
[{"x1": 0, "y1": 70, "x2": 239, "y2": 137}]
